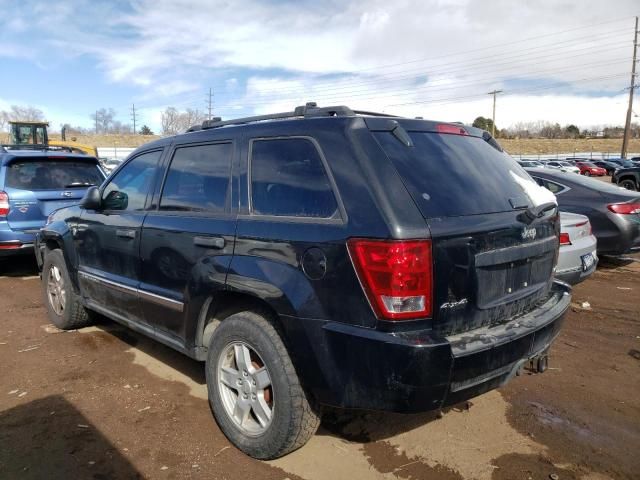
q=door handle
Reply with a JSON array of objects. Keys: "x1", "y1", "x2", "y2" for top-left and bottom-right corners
[
  {"x1": 194, "y1": 236, "x2": 225, "y2": 249},
  {"x1": 116, "y1": 229, "x2": 136, "y2": 239}
]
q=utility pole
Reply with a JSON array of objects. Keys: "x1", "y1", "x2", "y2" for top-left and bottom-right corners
[
  {"x1": 130, "y1": 103, "x2": 138, "y2": 135},
  {"x1": 488, "y1": 90, "x2": 503, "y2": 137},
  {"x1": 207, "y1": 88, "x2": 214, "y2": 120},
  {"x1": 621, "y1": 16, "x2": 638, "y2": 159}
]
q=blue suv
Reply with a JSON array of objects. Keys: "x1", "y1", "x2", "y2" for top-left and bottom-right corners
[{"x1": 0, "y1": 147, "x2": 105, "y2": 257}]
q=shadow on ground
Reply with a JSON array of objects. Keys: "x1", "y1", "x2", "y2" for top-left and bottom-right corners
[
  {"x1": 0, "y1": 395, "x2": 142, "y2": 479},
  {"x1": 90, "y1": 318, "x2": 206, "y2": 386},
  {"x1": 0, "y1": 254, "x2": 39, "y2": 278}
]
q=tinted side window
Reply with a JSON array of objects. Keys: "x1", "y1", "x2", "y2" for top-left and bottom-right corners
[
  {"x1": 532, "y1": 177, "x2": 565, "y2": 195},
  {"x1": 250, "y1": 138, "x2": 338, "y2": 218},
  {"x1": 102, "y1": 150, "x2": 161, "y2": 211},
  {"x1": 160, "y1": 143, "x2": 232, "y2": 213}
]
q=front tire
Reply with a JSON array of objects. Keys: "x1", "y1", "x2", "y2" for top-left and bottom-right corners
[
  {"x1": 42, "y1": 249, "x2": 94, "y2": 330},
  {"x1": 583, "y1": 171, "x2": 591, "y2": 176},
  {"x1": 206, "y1": 311, "x2": 320, "y2": 459},
  {"x1": 620, "y1": 179, "x2": 638, "y2": 191}
]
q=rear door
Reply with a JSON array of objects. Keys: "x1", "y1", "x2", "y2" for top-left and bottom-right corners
[
  {"x1": 139, "y1": 140, "x2": 237, "y2": 345},
  {"x1": 3, "y1": 157, "x2": 104, "y2": 232},
  {"x1": 373, "y1": 125, "x2": 560, "y2": 336}
]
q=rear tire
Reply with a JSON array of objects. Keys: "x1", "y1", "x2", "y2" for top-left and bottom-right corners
[
  {"x1": 620, "y1": 179, "x2": 638, "y2": 191},
  {"x1": 584, "y1": 171, "x2": 591, "y2": 176},
  {"x1": 206, "y1": 311, "x2": 320, "y2": 459},
  {"x1": 42, "y1": 249, "x2": 94, "y2": 330}
]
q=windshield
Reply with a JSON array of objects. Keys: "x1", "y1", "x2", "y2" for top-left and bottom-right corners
[
  {"x1": 5, "y1": 160, "x2": 104, "y2": 191},
  {"x1": 578, "y1": 162, "x2": 597, "y2": 167}
]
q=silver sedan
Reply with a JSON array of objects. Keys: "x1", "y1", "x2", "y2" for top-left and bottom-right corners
[{"x1": 555, "y1": 212, "x2": 598, "y2": 285}]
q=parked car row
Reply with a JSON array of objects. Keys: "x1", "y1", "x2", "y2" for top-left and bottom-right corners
[{"x1": 525, "y1": 168, "x2": 640, "y2": 257}]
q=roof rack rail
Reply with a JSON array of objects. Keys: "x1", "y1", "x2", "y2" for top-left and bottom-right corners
[
  {"x1": 353, "y1": 110, "x2": 399, "y2": 118},
  {"x1": 187, "y1": 102, "x2": 364, "y2": 132}
]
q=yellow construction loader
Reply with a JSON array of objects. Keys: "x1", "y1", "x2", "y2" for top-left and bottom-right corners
[{"x1": 7, "y1": 121, "x2": 99, "y2": 157}]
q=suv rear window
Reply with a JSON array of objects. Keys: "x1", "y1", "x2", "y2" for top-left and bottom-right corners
[
  {"x1": 374, "y1": 132, "x2": 533, "y2": 218},
  {"x1": 5, "y1": 159, "x2": 103, "y2": 191},
  {"x1": 250, "y1": 138, "x2": 338, "y2": 218}
]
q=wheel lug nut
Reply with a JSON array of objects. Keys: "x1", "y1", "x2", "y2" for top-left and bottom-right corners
[
  {"x1": 252, "y1": 380, "x2": 256, "y2": 386},
  {"x1": 243, "y1": 394, "x2": 248, "y2": 399}
]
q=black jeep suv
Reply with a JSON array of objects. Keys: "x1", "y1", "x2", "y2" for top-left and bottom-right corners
[{"x1": 36, "y1": 103, "x2": 571, "y2": 459}]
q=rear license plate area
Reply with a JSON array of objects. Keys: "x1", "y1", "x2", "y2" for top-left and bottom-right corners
[{"x1": 581, "y1": 252, "x2": 595, "y2": 271}]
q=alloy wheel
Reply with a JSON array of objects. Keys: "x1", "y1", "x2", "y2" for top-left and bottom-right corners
[
  {"x1": 217, "y1": 341, "x2": 274, "y2": 436},
  {"x1": 47, "y1": 265, "x2": 66, "y2": 315}
]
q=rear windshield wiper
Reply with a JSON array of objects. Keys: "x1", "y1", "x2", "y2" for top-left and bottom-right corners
[
  {"x1": 64, "y1": 182, "x2": 96, "y2": 188},
  {"x1": 522, "y1": 201, "x2": 557, "y2": 224}
]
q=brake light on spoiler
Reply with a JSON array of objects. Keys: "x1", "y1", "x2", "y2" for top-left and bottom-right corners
[
  {"x1": 436, "y1": 124, "x2": 469, "y2": 136},
  {"x1": 348, "y1": 239, "x2": 433, "y2": 320}
]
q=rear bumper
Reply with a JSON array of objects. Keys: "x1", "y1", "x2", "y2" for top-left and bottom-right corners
[
  {"x1": 0, "y1": 228, "x2": 36, "y2": 257},
  {"x1": 0, "y1": 242, "x2": 34, "y2": 257},
  {"x1": 282, "y1": 282, "x2": 571, "y2": 413}
]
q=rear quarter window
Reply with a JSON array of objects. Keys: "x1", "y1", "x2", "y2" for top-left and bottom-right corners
[
  {"x1": 4, "y1": 159, "x2": 104, "y2": 190},
  {"x1": 250, "y1": 137, "x2": 339, "y2": 218}
]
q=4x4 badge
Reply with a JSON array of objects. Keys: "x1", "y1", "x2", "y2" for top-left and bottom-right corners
[{"x1": 521, "y1": 226, "x2": 537, "y2": 240}]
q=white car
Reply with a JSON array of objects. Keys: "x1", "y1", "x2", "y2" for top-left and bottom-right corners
[
  {"x1": 555, "y1": 212, "x2": 598, "y2": 285},
  {"x1": 545, "y1": 161, "x2": 580, "y2": 174}
]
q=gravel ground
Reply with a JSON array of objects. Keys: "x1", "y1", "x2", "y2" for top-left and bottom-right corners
[{"x1": 0, "y1": 253, "x2": 638, "y2": 480}]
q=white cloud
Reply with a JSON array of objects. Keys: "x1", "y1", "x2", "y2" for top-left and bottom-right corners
[{"x1": 0, "y1": 0, "x2": 638, "y2": 130}]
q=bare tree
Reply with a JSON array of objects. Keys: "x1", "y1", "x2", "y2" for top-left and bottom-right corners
[
  {"x1": 0, "y1": 105, "x2": 46, "y2": 132},
  {"x1": 161, "y1": 107, "x2": 207, "y2": 135},
  {"x1": 91, "y1": 108, "x2": 117, "y2": 134},
  {"x1": 161, "y1": 107, "x2": 180, "y2": 135}
]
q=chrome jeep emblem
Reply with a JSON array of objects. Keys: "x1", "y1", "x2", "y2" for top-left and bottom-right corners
[
  {"x1": 521, "y1": 226, "x2": 537, "y2": 240},
  {"x1": 61, "y1": 191, "x2": 73, "y2": 198}
]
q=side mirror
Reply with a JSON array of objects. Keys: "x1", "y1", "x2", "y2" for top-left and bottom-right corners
[
  {"x1": 102, "y1": 190, "x2": 128, "y2": 211},
  {"x1": 80, "y1": 186, "x2": 101, "y2": 210}
]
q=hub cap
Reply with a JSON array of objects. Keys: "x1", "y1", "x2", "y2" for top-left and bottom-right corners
[
  {"x1": 217, "y1": 341, "x2": 273, "y2": 435},
  {"x1": 47, "y1": 265, "x2": 66, "y2": 315}
]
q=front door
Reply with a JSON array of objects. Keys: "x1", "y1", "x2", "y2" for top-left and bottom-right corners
[
  {"x1": 76, "y1": 149, "x2": 164, "y2": 323},
  {"x1": 139, "y1": 141, "x2": 236, "y2": 345}
]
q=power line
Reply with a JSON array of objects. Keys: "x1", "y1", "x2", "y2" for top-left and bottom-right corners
[
  {"x1": 344, "y1": 16, "x2": 634, "y2": 75},
  {"x1": 206, "y1": 38, "x2": 630, "y2": 104},
  {"x1": 210, "y1": 59, "x2": 630, "y2": 110},
  {"x1": 384, "y1": 73, "x2": 630, "y2": 108}
]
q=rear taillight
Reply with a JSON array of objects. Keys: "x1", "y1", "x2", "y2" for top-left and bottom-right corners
[
  {"x1": 607, "y1": 202, "x2": 640, "y2": 214},
  {"x1": 0, "y1": 242, "x2": 21, "y2": 250},
  {"x1": 559, "y1": 232, "x2": 571, "y2": 245},
  {"x1": 436, "y1": 124, "x2": 469, "y2": 136},
  {"x1": 0, "y1": 191, "x2": 9, "y2": 217},
  {"x1": 347, "y1": 239, "x2": 433, "y2": 320}
]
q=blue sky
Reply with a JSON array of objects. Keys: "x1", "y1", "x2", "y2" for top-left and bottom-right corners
[{"x1": 0, "y1": 0, "x2": 638, "y2": 133}]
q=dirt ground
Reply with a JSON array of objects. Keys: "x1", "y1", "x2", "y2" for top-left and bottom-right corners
[{"x1": 0, "y1": 254, "x2": 638, "y2": 480}]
